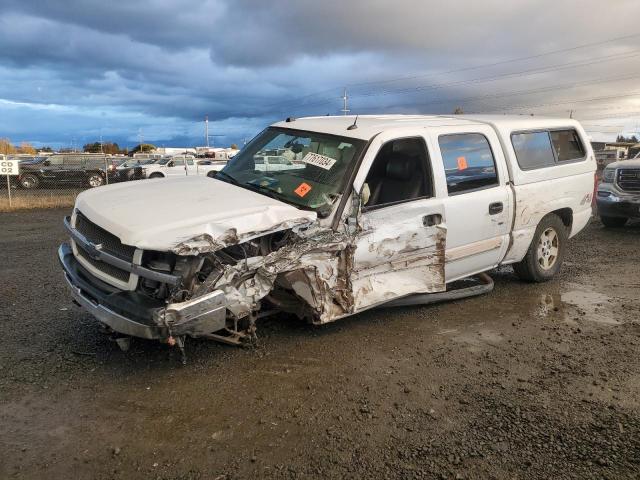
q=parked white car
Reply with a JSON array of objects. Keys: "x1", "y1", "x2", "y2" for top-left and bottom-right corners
[{"x1": 59, "y1": 115, "x2": 596, "y2": 353}]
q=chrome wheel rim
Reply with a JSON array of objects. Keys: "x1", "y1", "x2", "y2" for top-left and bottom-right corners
[
  {"x1": 89, "y1": 175, "x2": 103, "y2": 187},
  {"x1": 537, "y1": 227, "x2": 559, "y2": 270},
  {"x1": 21, "y1": 177, "x2": 34, "y2": 188}
]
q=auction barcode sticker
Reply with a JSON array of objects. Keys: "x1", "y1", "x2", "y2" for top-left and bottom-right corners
[{"x1": 301, "y1": 152, "x2": 336, "y2": 170}]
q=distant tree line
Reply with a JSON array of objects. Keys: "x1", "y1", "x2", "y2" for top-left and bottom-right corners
[
  {"x1": 616, "y1": 135, "x2": 639, "y2": 143},
  {"x1": 0, "y1": 138, "x2": 40, "y2": 155},
  {"x1": 83, "y1": 142, "x2": 121, "y2": 154}
]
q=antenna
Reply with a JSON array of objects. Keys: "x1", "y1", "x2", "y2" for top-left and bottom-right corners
[
  {"x1": 341, "y1": 88, "x2": 350, "y2": 116},
  {"x1": 347, "y1": 115, "x2": 359, "y2": 130}
]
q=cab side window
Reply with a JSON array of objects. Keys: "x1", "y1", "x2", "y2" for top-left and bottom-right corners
[
  {"x1": 363, "y1": 137, "x2": 432, "y2": 209},
  {"x1": 173, "y1": 159, "x2": 185, "y2": 167},
  {"x1": 438, "y1": 134, "x2": 499, "y2": 195}
]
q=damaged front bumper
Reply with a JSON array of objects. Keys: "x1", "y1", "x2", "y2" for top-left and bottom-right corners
[{"x1": 58, "y1": 243, "x2": 227, "y2": 340}]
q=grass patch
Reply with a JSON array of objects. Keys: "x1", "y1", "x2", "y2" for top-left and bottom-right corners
[{"x1": 0, "y1": 193, "x2": 77, "y2": 212}]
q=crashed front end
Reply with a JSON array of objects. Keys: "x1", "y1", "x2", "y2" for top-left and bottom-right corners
[{"x1": 58, "y1": 207, "x2": 355, "y2": 349}]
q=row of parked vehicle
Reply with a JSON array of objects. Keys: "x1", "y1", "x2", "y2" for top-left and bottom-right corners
[{"x1": 7, "y1": 153, "x2": 231, "y2": 189}]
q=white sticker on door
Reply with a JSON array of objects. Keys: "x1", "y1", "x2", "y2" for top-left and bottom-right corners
[{"x1": 301, "y1": 152, "x2": 337, "y2": 170}]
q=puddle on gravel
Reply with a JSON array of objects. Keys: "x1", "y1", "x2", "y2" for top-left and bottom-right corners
[
  {"x1": 537, "y1": 284, "x2": 618, "y2": 325},
  {"x1": 561, "y1": 287, "x2": 619, "y2": 325}
]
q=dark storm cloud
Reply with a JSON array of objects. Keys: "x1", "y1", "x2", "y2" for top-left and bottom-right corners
[{"x1": 1, "y1": 0, "x2": 640, "y2": 147}]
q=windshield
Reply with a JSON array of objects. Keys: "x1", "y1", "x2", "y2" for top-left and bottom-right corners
[{"x1": 221, "y1": 127, "x2": 365, "y2": 211}]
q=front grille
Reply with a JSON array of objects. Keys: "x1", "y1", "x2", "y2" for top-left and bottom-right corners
[
  {"x1": 617, "y1": 168, "x2": 640, "y2": 192},
  {"x1": 73, "y1": 211, "x2": 136, "y2": 286},
  {"x1": 75, "y1": 212, "x2": 136, "y2": 261},
  {"x1": 76, "y1": 245, "x2": 131, "y2": 282}
]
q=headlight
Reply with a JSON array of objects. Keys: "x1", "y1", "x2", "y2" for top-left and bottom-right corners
[{"x1": 602, "y1": 168, "x2": 615, "y2": 183}]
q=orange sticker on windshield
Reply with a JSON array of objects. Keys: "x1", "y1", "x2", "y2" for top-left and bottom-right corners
[
  {"x1": 457, "y1": 156, "x2": 468, "y2": 170},
  {"x1": 294, "y1": 182, "x2": 312, "y2": 197}
]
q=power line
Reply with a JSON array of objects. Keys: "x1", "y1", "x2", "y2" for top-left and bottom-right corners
[
  {"x1": 262, "y1": 32, "x2": 640, "y2": 110},
  {"x1": 347, "y1": 32, "x2": 640, "y2": 89},
  {"x1": 272, "y1": 49, "x2": 640, "y2": 113},
  {"x1": 353, "y1": 72, "x2": 640, "y2": 114},
  {"x1": 481, "y1": 91, "x2": 640, "y2": 114}
]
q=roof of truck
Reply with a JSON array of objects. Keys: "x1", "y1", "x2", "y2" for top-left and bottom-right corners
[{"x1": 271, "y1": 114, "x2": 585, "y2": 140}]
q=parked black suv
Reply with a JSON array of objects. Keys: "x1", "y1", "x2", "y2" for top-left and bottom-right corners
[
  {"x1": 16, "y1": 154, "x2": 136, "y2": 189},
  {"x1": 596, "y1": 158, "x2": 640, "y2": 227}
]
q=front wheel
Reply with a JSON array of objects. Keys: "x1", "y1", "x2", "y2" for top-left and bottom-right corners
[
  {"x1": 149, "y1": 172, "x2": 164, "y2": 179},
  {"x1": 87, "y1": 173, "x2": 105, "y2": 188},
  {"x1": 600, "y1": 216, "x2": 627, "y2": 228},
  {"x1": 513, "y1": 214, "x2": 568, "y2": 283},
  {"x1": 19, "y1": 173, "x2": 40, "y2": 189}
]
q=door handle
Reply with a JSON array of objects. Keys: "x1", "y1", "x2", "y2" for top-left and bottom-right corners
[
  {"x1": 489, "y1": 202, "x2": 503, "y2": 215},
  {"x1": 422, "y1": 214, "x2": 442, "y2": 227}
]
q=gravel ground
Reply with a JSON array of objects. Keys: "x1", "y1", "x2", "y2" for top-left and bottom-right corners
[{"x1": 1, "y1": 209, "x2": 639, "y2": 480}]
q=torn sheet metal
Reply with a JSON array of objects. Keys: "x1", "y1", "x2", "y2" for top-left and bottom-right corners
[{"x1": 208, "y1": 227, "x2": 355, "y2": 322}]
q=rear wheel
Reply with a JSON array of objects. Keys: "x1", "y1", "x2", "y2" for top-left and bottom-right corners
[
  {"x1": 600, "y1": 216, "x2": 627, "y2": 228},
  {"x1": 87, "y1": 173, "x2": 105, "y2": 188},
  {"x1": 513, "y1": 214, "x2": 568, "y2": 282},
  {"x1": 19, "y1": 174, "x2": 40, "y2": 189}
]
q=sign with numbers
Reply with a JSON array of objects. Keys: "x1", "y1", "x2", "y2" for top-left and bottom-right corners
[{"x1": 0, "y1": 158, "x2": 19, "y2": 175}]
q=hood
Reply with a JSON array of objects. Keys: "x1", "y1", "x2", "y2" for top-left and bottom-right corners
[
  {"x1": 606, "y1": 159, "x2": 640, "y2": 169},
  {"x1": 75, "y1": 176, "x2": 317, "y2": 253}
]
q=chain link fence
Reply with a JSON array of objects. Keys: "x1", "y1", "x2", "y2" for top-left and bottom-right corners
[
  {"x1": 0, "y1": 153, "x2": 139, "y2": 211},
  {"x1": 0, "y1": 153, "x2": 225, "y2": 211}
]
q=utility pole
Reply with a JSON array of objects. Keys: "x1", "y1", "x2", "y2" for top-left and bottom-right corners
[
  {"x1": 341, "y1": 88, "x2": 350, "y2": 116},
  {"x1": 205, "y1": 116, "x2": 209, "y2": 148},
  {"x1": 138, "y1": 129, "x2": 143, "y2": 153}
]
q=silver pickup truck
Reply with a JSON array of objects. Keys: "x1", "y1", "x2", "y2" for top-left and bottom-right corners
[{"x1": 596, "y1": 158, "x2": 640, "y2": 227}]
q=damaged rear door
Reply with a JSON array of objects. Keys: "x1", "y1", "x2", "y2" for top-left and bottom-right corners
[{"x1": 349, "y1": 131, "x2": 447, "y2": 311}]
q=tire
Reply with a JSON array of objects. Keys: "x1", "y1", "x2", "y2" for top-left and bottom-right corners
[
  {"x1": 149, "y1": 173, "x2": 164, "y2": 179},
  {"x1": 600, "y1": 216, "x2": 627, "y2": 228},
  {"x1": 513, "y1": 214, "x2": 568, "y2": 283},
  {"x1": 19, "y1": 173, "x2": 40, "y2": 189},
  {"x1": 87, "y1": 173, "x2": 105, "y2": 188}
]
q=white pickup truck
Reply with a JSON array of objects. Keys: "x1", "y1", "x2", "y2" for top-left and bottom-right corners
[
  {"x1": 58, "y1": 115, "x2": 596, "y2": 352},
  {"x1": 142, "y1": 155, "x2": 224, "y2": 178}
]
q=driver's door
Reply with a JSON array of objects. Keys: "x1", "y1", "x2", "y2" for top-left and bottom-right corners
[{"x1": 349, "y1": 132, "x2": 447, "y2": 312}]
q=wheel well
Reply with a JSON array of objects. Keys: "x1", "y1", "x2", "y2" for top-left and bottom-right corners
[
  {"x1": 149, "y1": 172, "x2": 165, "y2": 178},
  {"x1": 550, "y1": 208, "x2": 573, "y2": 231}
]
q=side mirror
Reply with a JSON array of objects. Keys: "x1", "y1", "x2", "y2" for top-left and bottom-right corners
[
  {"x1": 167, "y1": 161, "x2": 174, "y2": 167},
  {"x1": 43, "y1": 160, "x2": 50, "y2": 166},
  {"x1": 361, "y1": 183, "x2": 371, "y2": 206}
]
